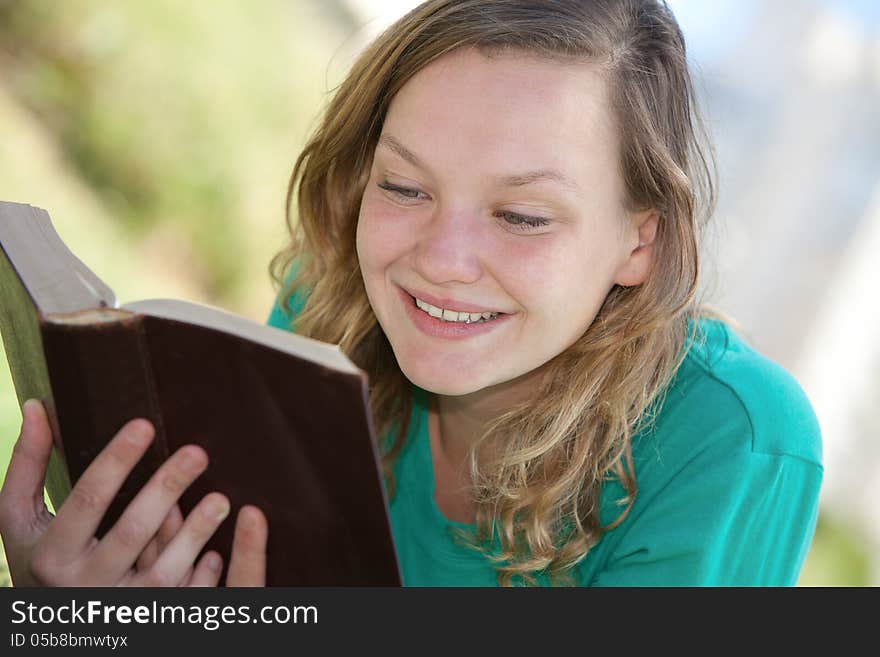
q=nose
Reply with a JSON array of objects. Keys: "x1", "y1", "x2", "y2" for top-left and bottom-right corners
[{"x1": 413, "y1": 205, "x2": 483, "y2": 285}]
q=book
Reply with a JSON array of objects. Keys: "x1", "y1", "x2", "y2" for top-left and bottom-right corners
[{"x1": 0, "y1": 200, "x2": 401, "y2": 586}]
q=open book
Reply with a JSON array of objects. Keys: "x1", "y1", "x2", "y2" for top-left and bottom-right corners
[{"x1": 0, "y1": 201, "x2": 401, "y2": 586}]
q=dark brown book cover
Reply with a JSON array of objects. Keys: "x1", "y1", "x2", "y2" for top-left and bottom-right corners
[{"x1": 0, "y1": 201, "x2": 401, "y2": 586}]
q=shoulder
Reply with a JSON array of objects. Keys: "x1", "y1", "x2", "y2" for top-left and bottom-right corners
[
  {"x1": 607, "y1": 315, "x2": 825, "y2": 537},
  {"x1": 657, "y1": 317, "x2": 822, "y2": 467},
  {"x1": 587, "y1": 318, "x2": 823, "y2": 585}
]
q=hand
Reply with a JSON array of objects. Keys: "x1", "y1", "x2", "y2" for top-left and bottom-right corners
[{"x1": 0, "y1": 399, "x2": 268, "y2": 587}]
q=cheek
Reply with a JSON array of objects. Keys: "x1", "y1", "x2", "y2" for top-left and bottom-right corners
[
  {"x1": 510, "y1": 235, "x2": 618, "y2": 329},
  {"x1": 356, "y1": 196, "x2": 414, "y2": 270}
]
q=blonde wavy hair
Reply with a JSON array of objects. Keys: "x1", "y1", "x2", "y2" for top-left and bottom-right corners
[{"x1": 269, "y1": 0, "x2": 716, "y2": 586}]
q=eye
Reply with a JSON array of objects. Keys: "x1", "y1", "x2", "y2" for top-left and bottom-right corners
[
  {"x1": 376, "y1": 180, "x2": 551, "y2": 232},
  {"x1": 377, "y1": 181, "x2": 428, "y2": 204},
  {"x1": 494, "y1": 210, "x2": 551, "y2": 232}
]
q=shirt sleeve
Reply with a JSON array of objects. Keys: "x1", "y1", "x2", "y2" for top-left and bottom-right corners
[{"x1": 590, "y1": 448, "x2": 822, "y2": 586}]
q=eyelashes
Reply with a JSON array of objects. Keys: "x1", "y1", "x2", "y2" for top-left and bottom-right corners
[
  {"x1": 377, "y1": 181, "x2": 425, "y2": 201},
  {"x1": 493, "y1": 210, "x2": 550, "y2": 230},
  {"x1": 376, "y1": 180, "x2": 551, "y2": 232}
]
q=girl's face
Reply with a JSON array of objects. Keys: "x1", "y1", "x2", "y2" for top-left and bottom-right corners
[{"x1": 356, "y1": 47, "x2": 656, "y2": 400}]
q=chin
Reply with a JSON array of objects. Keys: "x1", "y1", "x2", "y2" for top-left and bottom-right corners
[{"x1": 395, "y1": 357, "x2": 488, "y2": 396}]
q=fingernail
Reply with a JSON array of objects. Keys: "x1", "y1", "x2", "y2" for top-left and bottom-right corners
[
  {"x1": 212, "y1": 499, "x2": 231, "y2": 522},
  {"x1": 240, "y1": 506, "x2": 260, "y2": 530},
  {"x1": 206, "y1": 553, "x2": 222, "y2": 571},
  {"x1": 22, "y1": 399, "x2": 39, "y2": 421}
]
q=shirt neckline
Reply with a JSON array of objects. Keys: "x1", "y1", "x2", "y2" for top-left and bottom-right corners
[{"x1": 410, "y1": 385, "x2": 477, "y2": 532}]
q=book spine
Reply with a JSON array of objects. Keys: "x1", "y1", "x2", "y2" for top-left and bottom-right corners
[
  {"x1": 0, "y1": 245, "x2": 72, "y2": 510},
  {"x1": 41, "y1": 316, "x2": 168, "y2": 537}
]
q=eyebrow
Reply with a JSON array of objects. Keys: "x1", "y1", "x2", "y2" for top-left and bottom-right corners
[{"x1": 377, "y1": 134, "x2": 580, "y2": 193}]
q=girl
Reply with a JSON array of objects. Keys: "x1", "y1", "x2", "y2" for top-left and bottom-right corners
[{"x1": 0, "y1": 0, "x2": 822, "y2": 587}]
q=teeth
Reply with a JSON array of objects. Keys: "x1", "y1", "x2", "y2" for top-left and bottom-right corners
[{"x1": 414, "y1": 297, "x2": 499, "y2": 323}]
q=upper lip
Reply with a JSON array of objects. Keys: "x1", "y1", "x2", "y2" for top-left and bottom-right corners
[{"x1": 400, "y1": 285, "x2": 506, "y2": 315}]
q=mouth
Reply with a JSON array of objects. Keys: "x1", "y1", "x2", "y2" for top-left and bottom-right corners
[
  {"x1": 396, "y1": 286, "x2": 510, "y2": 339},
  {"x1": 412, "y1": 296, "x2": 501, "y2": 324}
]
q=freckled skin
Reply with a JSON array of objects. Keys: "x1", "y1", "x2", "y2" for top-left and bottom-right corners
[{"x1": 356, "y1": 47, "x2": 654, "y2": 410}]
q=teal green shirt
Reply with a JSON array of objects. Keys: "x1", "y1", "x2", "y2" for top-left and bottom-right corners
[{"x1": 267, "y1": 291, "x2": 823, "y2": 586}]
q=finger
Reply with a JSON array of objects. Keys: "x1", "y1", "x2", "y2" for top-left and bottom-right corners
[
  {"x1": 0, "y1": 402, "x2": 57, "y2": 587},
  {"x1": 176, "y1": 565, "x2": 195, "y2": 587},
  {"x1": 0, "y1": 400, "x2": 54, "y2": 529},
  {"x1": 157, "y1": 503, "x2": 185, "y2": 549},
  {"x1": 85, "y1": 445, "x2": 209, "y2": 583},
  {"x1": 226, "y1": 505, "x2": 267, "y2": 587},
  {"x1": 186, "y1": 551, "x2": 224, "y2": 587},
  {"x1": 40, "y1": 418, "x2": 155, "y2": 563},
  {"x1": 136, "y1": 536, "x2": 161, "y2": 572},
  {"x1": 135, "y1": 493, "x2": 230, "y2": 587},
  {"x1": 136, "y1": 503, "x2": 185, "y2": 571}
]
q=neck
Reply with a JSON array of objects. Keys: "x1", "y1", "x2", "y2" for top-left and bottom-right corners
[{"x1": 430, "y1": 366, "x2": 542, "y2": 471}]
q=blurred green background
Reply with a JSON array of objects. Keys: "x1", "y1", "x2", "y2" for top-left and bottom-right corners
[
  {"x1": 0, "y1": 0, "x2": 873, "y2": 586},
  {"x1": 0, "y1": 0, "x2": 360, "y2": 586}
]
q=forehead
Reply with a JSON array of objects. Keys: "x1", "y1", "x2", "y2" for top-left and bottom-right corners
[{"x1": 382, "y1": 47, "x2": 620, "y2": 186}]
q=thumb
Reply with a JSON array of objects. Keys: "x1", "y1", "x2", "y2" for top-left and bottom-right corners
[
  {"x1": 225, "y1": 506, "x2": 268, "y2": 587},
  {"x1": 0, "y1": 399, "x2": 54, "y2": 529}
]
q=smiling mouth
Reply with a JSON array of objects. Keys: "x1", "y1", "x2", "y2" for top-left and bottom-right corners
[{"x1": 411, "y1": 295, "x2": 501, "y2": 324}]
